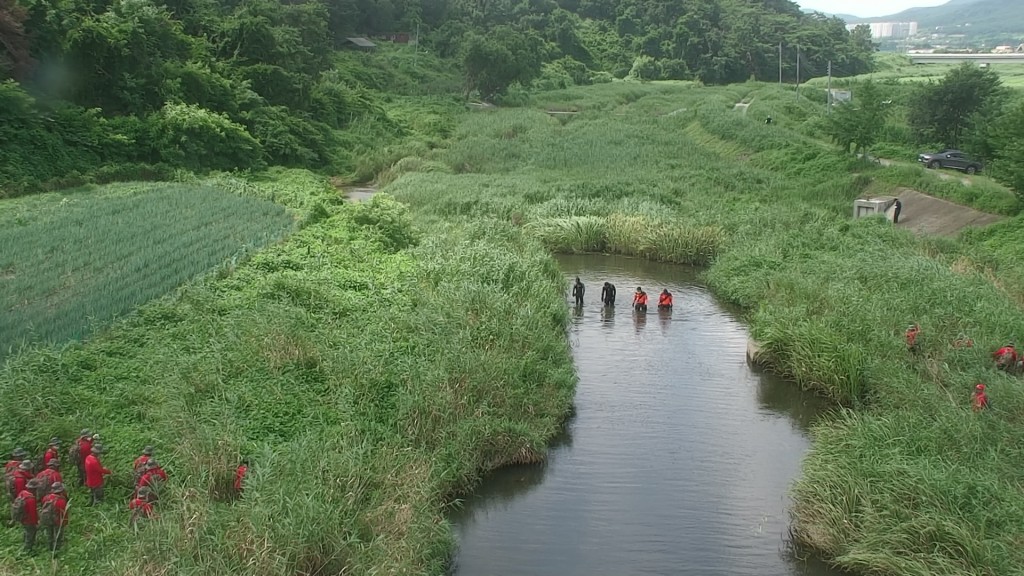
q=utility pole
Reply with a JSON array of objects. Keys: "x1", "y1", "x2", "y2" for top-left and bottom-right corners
[
  {"x1": 795, "y1": 45, "x2": 800, "y2": 99},
  {"x1": 413, "y1": 21, "x2": 420, "y2": 69},
  {"x1": 778, "y1": 42, "x2": 783, "y2": 86},
  {"x1": 827, "y1": 60, "x2": 832, "y2": 114}
]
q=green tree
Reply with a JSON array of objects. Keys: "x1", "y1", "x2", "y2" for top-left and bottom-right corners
[
  {"x1": 988, "y1": 100, "x2": 1024, "y2": 199},
  {"x1": 825, "y1": 81, "x2": 893, "y2": 155},
  {"x1": 461, "y1": 26, "x2": 546, "y2": 100},
  {"x1": 0, "y1": 0, "x2": 33, "y2": 80},
  {"x1": 907, "y1": 62, "x2": 1005, "y2": 149}
]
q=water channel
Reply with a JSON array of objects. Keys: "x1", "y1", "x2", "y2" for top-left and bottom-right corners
[{"x1": 449, "y1": 254, "x2": 845, "y2": 576}]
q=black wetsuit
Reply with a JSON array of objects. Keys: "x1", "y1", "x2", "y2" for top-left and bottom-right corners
[
  {"x1": 601, "y1": 283, "x2": 616, "y2": 306},
  {"x1": 893, "y1": 199, "x2": 902, "y2": 224},
  {"x1": 572, "y1": 281, "x2": 585, "y2": 306}
]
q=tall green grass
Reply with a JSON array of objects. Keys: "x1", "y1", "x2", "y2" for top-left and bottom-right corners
[
  {"x1": 381, "y1": 81, "x2": 1024, "y2": 575},
  {"x1": 0, "y1": 194, "x2": 575, "y2": 574}
]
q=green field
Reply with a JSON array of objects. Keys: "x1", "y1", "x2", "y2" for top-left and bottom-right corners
[
  {"x1": 379, "y1": 81, "x2": 1024, "y2": 575},
  {"x1": 0, "y1": 182, "x2": 298, "y2": 361},
  {"x1": 0, "y1": 191, "x2": 574, "y2": 574},
  {"x1": 804, "y1": 53, "x2": 1024, "y2": 89}
]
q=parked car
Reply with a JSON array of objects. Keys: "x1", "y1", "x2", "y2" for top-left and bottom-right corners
[{"x1": 917, "y1": 149, "x2": 983, "y2": 174}]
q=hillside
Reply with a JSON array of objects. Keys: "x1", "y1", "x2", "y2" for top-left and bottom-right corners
[{"x1": 849, "y1": 0, "x2": 1024, "y2": 37}]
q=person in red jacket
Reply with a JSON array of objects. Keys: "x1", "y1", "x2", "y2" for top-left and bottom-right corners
[
  {"x1": 11, "y1": 460, "x2": 34, "y2": 499},
  {"x1": 973, "y1": 383, "x2": 990, "y2": 412},
  {"x1": 42, "y1": 438, "x2": 60, "y2": 468},
  {"x1": 133, "y1": 446, "x2": 154, "y2": 481},
  {"x1": 15, "y1": 478, "x2": 41, "y2": 552},
  {"x1": 71, "y1": 429, "x2": 92, "y2": 488},
  {"x1": 993, "y1": 343, "x2": 1017, "y2": 372},
  {"x1": 5, "y1": 447, "x2": 28, "y2": 477},
  {"x1": 129, "y1": 486, "x2": 156, "y2": 528},
  {"x1": 33, "y1": 460, "x2": 62, "y2": 499},
  {"x1": 657, "y1": 289, "x2": 673, "y2": 310},
  {"x1": 40, "y1": 482, "x2": 68, "y2": 552},
  {"x1": 135, "y1": 460, "x2": 167, "y2": 500},
  {"x1": 234, "y1": 459, "x2": 249, "y2": 495},
  {"x1": 84, "y1": 444, "x2": 111, "y2": 506},
  {"x1": 632, "y1": 287, "x2": 648, "y2": 312},
  {"x1": 905, "y1": 323, "x2": 921, "y2": 354}
]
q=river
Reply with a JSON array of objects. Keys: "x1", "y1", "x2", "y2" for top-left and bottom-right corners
[{"x1": 448, "y1": 254, "x2": 845, "y2": 576}]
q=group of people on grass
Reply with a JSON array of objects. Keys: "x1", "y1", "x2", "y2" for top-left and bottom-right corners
[
  {"x1": 4, "y1": 430, "x2": 250, "y2": 554},
  {"x1": 571, "y1": 278, "x2": 673, "y2": 313},
  {"x1": 904, "y1": 323, "x2": 1017, "y2": 412}
]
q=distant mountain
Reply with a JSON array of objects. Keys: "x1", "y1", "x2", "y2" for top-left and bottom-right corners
[
  {"x1": 846, "y1": 0, "x2": 1024, "y2": 37},
  {"x1": 800, "y1": 8, "x2": 861, "y2": 21}
]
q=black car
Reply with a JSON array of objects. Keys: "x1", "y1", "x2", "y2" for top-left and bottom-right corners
[{"x1": 917, "y1": 149, "x2": 983, "y2": 174}]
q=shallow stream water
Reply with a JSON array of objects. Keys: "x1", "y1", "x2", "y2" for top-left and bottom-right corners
[{"x1": 448, "y1": 254, "x2": 845, "y2": 576}]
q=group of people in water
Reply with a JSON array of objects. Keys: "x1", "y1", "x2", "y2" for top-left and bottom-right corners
[
  {"x1": 571, "y1": 278, "x2": 673, "y2": 312},
  {"x1": 905, "y1": 323, "x2": 1019, "y2": 412}
]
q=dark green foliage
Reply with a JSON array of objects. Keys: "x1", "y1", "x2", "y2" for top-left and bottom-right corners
[
  {"x1": 825, "y1": 81, "x2": 894, "y2": 154},
  {"x1": 907, "y1": 63, "x2": 1006, "y2": 150}
]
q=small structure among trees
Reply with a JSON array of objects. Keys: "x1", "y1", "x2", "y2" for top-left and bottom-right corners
[{"x1": 344, "y1": 37, "x2": 376, "y2": 51}]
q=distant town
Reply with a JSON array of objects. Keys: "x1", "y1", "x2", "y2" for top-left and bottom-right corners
[{"x1": 845, "y1": 21, "x2": 1024, "y2": 54}]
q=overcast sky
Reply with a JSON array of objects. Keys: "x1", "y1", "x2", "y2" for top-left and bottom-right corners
[{"x1": 797, "y1": 0, "x2": 950, "y2": 18}]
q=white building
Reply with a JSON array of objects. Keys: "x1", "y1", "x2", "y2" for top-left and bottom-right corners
[{"x1": 845, "y1": 21, "x2": 918, "y2": 39}]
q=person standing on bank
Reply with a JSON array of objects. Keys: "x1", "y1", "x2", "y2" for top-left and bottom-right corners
[
  {"x1": 572, "y1": 277, "x2": 585, "y2": 307},
  {"x1": 84, "y1": 445, "x2": 111, "y2": 506},
  {"x1": 893, "y1": 198, "x2": 902, "y2": 224},
  {"x1": 601, "y1": 282, "x2": 616, "y2": 307}
]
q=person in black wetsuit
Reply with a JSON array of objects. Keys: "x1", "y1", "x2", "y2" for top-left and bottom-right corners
[
  {"x1": 601, "y1": 282, "x2": 616, "y2": 307},
  {"x1": 572, "y1": 277, "x2": 585, "y2": 306},
  {"x1": 893, "y1": 198, "x2": 902, "y2": 224}
]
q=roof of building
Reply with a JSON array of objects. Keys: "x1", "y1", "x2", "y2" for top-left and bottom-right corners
[{"x1": 346, "y1": 37, "x2": 376, "y2": 47}]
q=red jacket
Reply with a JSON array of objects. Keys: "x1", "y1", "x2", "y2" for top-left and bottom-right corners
[
  {"x1": 133, "y1": 455, "x2": 150, "y2": 472},
  {"x1": 905, "y1": 328, "x2": 919, "y2": 347},
  {"x1": 658, "y1": 292, "x2": 672, "y2": 306},
  {"x1": 234, "y1": 465, "x2": 248, "y2": 492},
  {"x1": 135, "y1": 469, "x2": 165, "y2": 493},
  {"x1": 43, "y1": 447, "x2": 59, "y2": 466},
  {"x1": 129, "y1": 498, "x2": 154, "y2": 519},
  {"x1": 34, "y1": 468, "x2": 62, "y2": 491},
  {"x1": 633, "y1": 292, "x2": 648, "y2": 306},
  {"x1": 40, "y1": 493, "x2": 68, "y2": 526},
  {"x1": 5, "y1": 460, "x2": 20, "y2": 475},
  {"x1": 973, "y1": 392, "x2": 989, "y2": 411},
  {"x1": 16, "y1": 489, "x2": 38, "y2": 526},
  {"x1": 77, "y1": 438, "x2": 93, "y2": 463},
  {"x1": 993, "y1": 347, "x2": 1016, "y2": 363},
  {"x1": 84, "y1": 454, "x2": 111, "y2": 488},
  {"x1": 13, "y1": 470, "x2": 32, "y2": 495}
]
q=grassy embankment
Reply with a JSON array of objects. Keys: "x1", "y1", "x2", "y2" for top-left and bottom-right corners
[
  {"x1": 379, "y1": 80, "x2": 1024, "y2": 575},
  {"x1": 0, "y1": 170, "x2": 575, "y2": 574}
]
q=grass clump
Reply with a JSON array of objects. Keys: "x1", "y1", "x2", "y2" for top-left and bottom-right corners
[{"x1": 0, "y1": 194, "x2": 574, "y2": 574}]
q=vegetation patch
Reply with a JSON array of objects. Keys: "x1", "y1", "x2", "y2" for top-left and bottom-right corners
[
  {"x1": 0, "y1": 181, "x2": 296, "y2": 361},
  {"x1": 385, "y1": 81, "x2": 1024, "y2": 575},
  {"x1": 0, "y1": 194, "x2": 575, "y2": 574}
]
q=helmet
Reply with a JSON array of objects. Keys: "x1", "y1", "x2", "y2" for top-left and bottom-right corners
[
  {"x1": 26, "y1": 478, "x2": 41, "y2": 489},
  {"x1": 91, "y1": 434, "x2": 101, "y2": 442},
  {"x1": 47, "y1": 459, "x2": 60, "y2": 469},
  {"x1": 142, "y1": 446, "x2": 154, "y2": 456},
  {"x1": 48, "y1": 437, "x2": 61, "y2": 446},
  {"x1": 50, "y1": 482, "x2": 65, "y2": 493},
  {"x1": 18, "y1": 460, "x2": 32, "y2": 471},
  {"x1": 91, "y1": 444, "x2": 105, "y2": 454},
  {"x1": 80, "y1": 429, "x2": 91, "y2": 438},
  {"x1": 145, "y1": 459, "x2": 159, "y2": 469},
  {"x1": 12, "y1": 447, "x2": 27, "y2": 459},
  {"x1": 137, "y1": 486, "x2": 152, "y2": 498}
]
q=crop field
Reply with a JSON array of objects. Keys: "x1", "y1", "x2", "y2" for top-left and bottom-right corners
[
  {"x1": 0, "y1": 181, "x2": 294, "y2": 361},
  {"x1": 382, "y1": 81, "x2": 1024, "y2": 575}
]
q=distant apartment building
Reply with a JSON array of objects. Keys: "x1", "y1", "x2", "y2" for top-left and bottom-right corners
[{"x1": 845, "y1": 21, "x2": 918, "y2": 39}]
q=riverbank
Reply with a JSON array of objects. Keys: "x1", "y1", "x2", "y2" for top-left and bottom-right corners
[
  {"x1": 0, "y1": 192, "x2": 575, "y2": 574},
  {"x1": 386, "y1": 81, "x2": 1024, "y2": 574}
]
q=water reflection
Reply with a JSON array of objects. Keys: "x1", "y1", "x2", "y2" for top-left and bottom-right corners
[{"x1": 449, "y1": 255, "x2": 842, "y2": 576}]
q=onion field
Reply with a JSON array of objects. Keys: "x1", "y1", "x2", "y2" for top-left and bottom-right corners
[{"x1": 0, "y1": 182, "x2": 294, "y2": 360}]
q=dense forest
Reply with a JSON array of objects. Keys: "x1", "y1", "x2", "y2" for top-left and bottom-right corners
[{"x1": 0, "y1": 0, "x2": 876, "y2": 192}]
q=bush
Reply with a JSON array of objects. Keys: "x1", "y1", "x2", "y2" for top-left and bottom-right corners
[{"x1": 150, "y1": 103, "x2": 265, "y2": 172}]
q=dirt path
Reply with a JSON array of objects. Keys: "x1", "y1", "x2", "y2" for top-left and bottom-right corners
[{"x1": 890, "y1": 188, "x2": 1003, "y2": 237}]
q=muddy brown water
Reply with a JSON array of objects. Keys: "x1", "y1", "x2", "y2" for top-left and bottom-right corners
[{"x1": 448, "y1": 254, "x2": 846, "y2": 576}]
